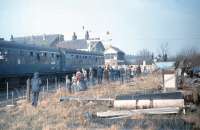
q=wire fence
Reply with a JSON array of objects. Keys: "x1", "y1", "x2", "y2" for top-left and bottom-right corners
[{"x1": 0, "y1": 73, "x2": 136, "y2": 107}]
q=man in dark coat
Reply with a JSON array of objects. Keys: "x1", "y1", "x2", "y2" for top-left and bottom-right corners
[
  {"x1": 103, "y1": 66, "x2": 109, "y2": 83},
  {"x1": 97, "y1": 66, "x2": 103, "y2": 84},
  {"x1": 31, "y1": 72, "x2": 42, "y2": 107}
]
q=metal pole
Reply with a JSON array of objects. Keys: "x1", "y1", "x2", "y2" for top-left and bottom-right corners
[{"x1": 6, "y1": 82, "x2": 8, "y2": 100}]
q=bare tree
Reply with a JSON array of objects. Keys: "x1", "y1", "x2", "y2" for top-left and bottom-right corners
[
  {"x1": 159, "y1": 42, "x2": 169, "y2": 61},
  {"x1": 136, "y1": 49, "x2": 154, "y2": 64},
  {"x1": 176, "y1": 47, "x2": 200, "y2": 68}
]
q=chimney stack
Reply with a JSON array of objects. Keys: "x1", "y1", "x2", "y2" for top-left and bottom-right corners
[
  {"x1": 10, "y1": 35, "x2": 14, "y2": 41},
  {"x1": 85, "y1": 31, "x2": 89, "y2": 40},
  {"x1": 72, "y1": 32, "x2": 77, "y2": 40}
]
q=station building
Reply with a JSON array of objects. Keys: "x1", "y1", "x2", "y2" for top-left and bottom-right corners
[{"x1": 104, "y1": 45, "x2": 125, "y2": 66}]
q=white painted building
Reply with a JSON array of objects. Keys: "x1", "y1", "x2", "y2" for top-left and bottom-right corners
[{"x1": 104, "y1": 45, "x2": 125, "y2": 66}]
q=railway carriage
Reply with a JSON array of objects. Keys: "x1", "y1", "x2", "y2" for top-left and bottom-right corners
[{"x1": 0, "y1": 40, "x2": 104, "y2": 80}]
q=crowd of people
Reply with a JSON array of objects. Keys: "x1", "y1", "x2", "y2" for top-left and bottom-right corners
[
  {"x1": 30, "y1": 64, "x2": 147, "y2": 107},
  {"x1": 64, "y1": 64, "x2": 145, "y2": 93}
]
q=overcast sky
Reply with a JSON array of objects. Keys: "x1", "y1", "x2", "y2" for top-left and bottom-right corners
[{"x1": 0, "y1": 0, "x2": 200, "y2": 56}]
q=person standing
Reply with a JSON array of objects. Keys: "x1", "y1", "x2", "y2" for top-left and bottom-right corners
[
  {"x1": 65, "y1": 75, "x2": 71, "y2": 93},
  {"x1": 89, "y1": 67, "x2": 95, "y2": 85},
  {"x1": 31, "y1": 72, "x2": 42, "y2": 107},
  {"x1": 97, "y1": 66, "x2": 102, "y2": 84},
  {"x1": 71, "y1": 74, "x2": 77, "y2": 93},
  {"x1": 103, "y1": 66, "x2": 110, "y2": 83},
  {"x1": 120, "y1": 66, "x2": 125, "y2": 84}
]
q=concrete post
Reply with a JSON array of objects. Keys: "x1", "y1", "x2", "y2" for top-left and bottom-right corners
[{"x1": 26, "y1": 78, "x2": 31, "y2": 102}]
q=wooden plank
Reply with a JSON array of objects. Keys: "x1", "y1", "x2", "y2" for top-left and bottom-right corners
[
  {"x1": 60, "y1": 96, "x2": 114, "y2": 102},
  {"x1": 96, "y1": 107, "x2": 180, "y2": 118}
]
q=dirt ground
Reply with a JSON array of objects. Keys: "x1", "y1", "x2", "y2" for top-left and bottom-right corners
[{"x1": 0, "y1": 73, "x2": 199, "y2": 130}]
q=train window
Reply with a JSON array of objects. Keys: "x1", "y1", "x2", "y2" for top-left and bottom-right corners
[
  {"x1": 44, "y1": 52, "x2": 47, "y2": 57},
  {"x1": 30, "y1": 52, "x2": 33, "y2": 56},
  {"x1": 76, "y1": 55, "x2": 78, "y2": 59},
  {"x1": 37, "y1": 53, "x2": 40, "y2": 61},
  {"x1": 85, "y1": 56, "x2": 87, "y2": 59},
  {"x1": 17, "y1": 59, "x2": 21, "y2": 64},
  {"x1": 56, "y1": 54, "x2": 59, "y2": 59}
]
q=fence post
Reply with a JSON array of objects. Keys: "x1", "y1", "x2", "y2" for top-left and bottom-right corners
[
  {"x1": 11, "y1": 91, "x2": 14, "y2": 105},
  {"x1": 47, "y1": 78, "x2": 49, "y2": 92},
  {"x1": 26, "y1": 78, "x2": 31, "y2": 102},
  {"x1": 43, "y1": 86, "x2": 45, "y2": 99},
  {"x1": 6, "y1": 82, "x2": 9, "y2": 100},
  {"x1": 55, "y1": 77, "x2": 57, "y2": 89}
]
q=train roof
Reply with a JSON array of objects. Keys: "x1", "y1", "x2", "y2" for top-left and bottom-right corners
[
  {"x1": 0, "y1": 40, "x2": 103, "y2": 56},
  {"x1": 0, "y1": 40, "x2": 58, "y2": 52}
]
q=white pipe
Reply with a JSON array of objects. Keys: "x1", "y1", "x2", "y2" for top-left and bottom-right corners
[{"x1": 114, "y1": 99, "x2": 184, "y2": 109}]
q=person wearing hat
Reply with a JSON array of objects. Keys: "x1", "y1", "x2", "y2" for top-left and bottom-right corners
[{"x1": 31, "y1": 72, "x2": 42, "y2": 107}]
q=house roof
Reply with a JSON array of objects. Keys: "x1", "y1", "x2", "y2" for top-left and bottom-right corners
[
  {"x1": 56, "y1": 39, "x2": 88, "y2": 50},
  {"x1": 104, "y1": 45, "x2": 124, "y2": 54},
  {"x1": 13, "y1": 34, "x2": 64, "y2": 46},
  {"x1": 89, "y1": 41, "x2": 105, "y2": 51}
]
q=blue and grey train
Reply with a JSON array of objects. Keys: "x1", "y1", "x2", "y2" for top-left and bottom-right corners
[{"x1": 0, "y1": 40, "x2": 104, "y2": 80}]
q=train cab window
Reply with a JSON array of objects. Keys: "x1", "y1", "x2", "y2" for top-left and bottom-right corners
[{"x1": 30, "y1": 52, "x2": 33, "y2": 56}]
